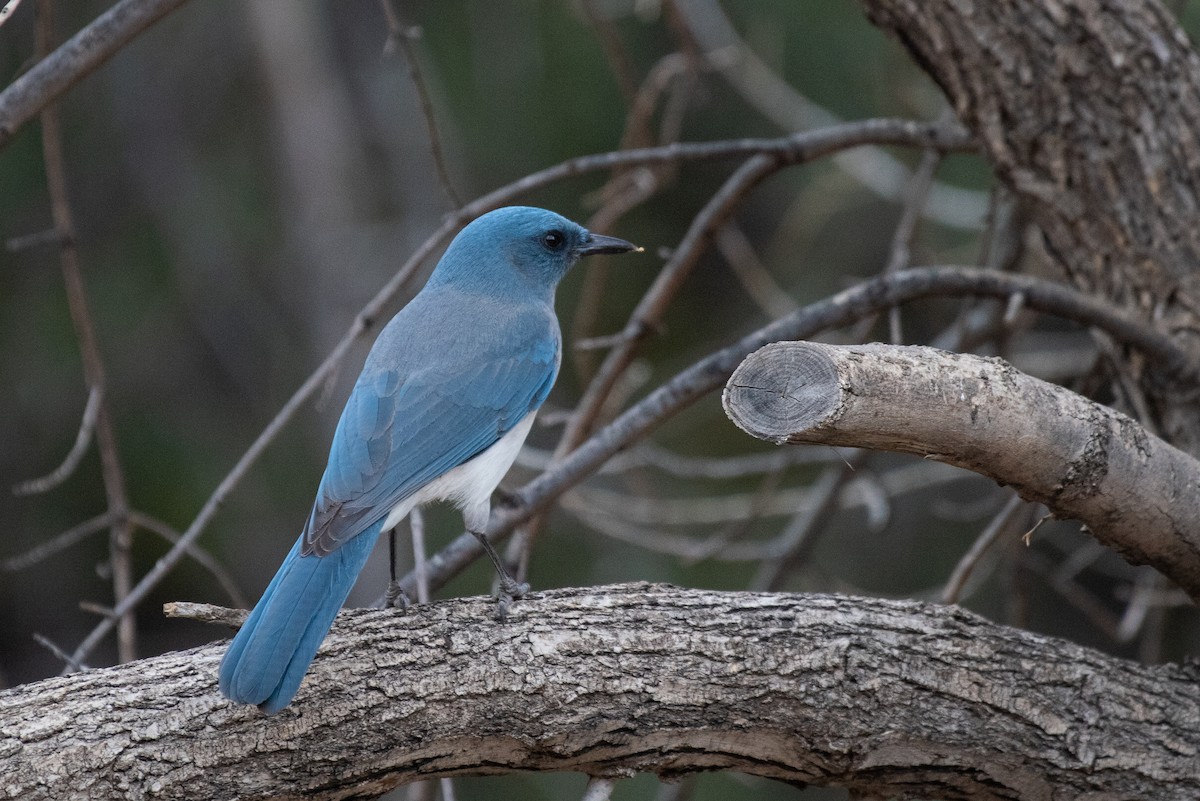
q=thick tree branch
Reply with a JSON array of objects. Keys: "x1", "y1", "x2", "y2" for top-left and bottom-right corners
[
  {"x1": 4, "y1": 584, "x2": 1198, "y2": 800},
  {"x1": 724, "y1": 342, "x2": 1200, "y2": 599}
]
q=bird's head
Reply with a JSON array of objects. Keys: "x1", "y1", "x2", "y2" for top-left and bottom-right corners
[{"x1": 431, "y1": 206, "x2": 640, "y2": 296}]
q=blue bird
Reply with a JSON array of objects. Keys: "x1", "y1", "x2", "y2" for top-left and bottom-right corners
[{"x1": 218, "y1": 206, "x2": 639, "y2": 714}]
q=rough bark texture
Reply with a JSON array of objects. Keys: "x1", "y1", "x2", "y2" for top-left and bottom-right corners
[
  {"x1": 1, "y1": 584, "x2": 1197, "y2": 800},
  {"x1": 723, "y1": 342, "x2": 1200, "y2": 599},
  {"x1": 860, "y1": 0, "x2": 1200, "y2": 454}
]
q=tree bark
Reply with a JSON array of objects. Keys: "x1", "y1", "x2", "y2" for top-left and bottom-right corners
[
  {"x1": 722, "y1": 342, "x2": 1200, "y2": 599},
  {"x1": 859, "y1": 0, "x2": 1200, "y2": 453},
  {"x1": 1, "y1": 584, "x2": 1197, "y2": 800}
]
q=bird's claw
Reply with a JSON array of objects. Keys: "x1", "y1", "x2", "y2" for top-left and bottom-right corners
[
  {"x1": 493, "y1": 579, "x2": 529, "y2": 622},
  {"x1": 385, "y1": 582, "x2": 411, "y2": 611}
]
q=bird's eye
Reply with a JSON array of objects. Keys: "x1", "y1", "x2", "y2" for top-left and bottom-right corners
[{"x1": 542, "y1": 230, "x2": 566, "y2": 251}]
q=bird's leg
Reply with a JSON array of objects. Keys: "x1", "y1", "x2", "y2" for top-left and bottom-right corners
[
  {"x1": 470, "y1": 528, "x2": 530, "y2": 621},
  {"x1": 384, "y1": 525, "x2": 410, "y2": 611}
]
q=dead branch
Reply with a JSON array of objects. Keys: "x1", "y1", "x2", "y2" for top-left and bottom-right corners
[
  {"x1": 3, "y1": 584, "x2": 1197, "y2": 800},
  {"x1": 723, "y1": 342, "x2": 1200, "y2": 598}
]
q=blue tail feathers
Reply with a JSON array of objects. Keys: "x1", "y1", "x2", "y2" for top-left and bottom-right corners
[{"x1": 218, "y1": 521, "x2": 383, "y2": 714}]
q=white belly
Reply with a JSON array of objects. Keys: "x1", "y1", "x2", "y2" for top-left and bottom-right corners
[{"x1": 381, "y1": 411, "x2": 536, "y2": 533}]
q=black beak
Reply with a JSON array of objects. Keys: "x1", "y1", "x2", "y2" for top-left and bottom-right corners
[{"x1": 577, "y1": 232, "x2": 642, "y2": 256}]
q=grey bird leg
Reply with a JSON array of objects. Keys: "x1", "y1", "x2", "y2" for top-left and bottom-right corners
[
  {"x1": 470, "y1": 528, "x2": 530, "y2": 620},
  {"x1": 384, "y1": 525, "x2": 410, "y2": 611},
  {"x1": 464, "y1": 500, "x2": 529, "y2": 620}
]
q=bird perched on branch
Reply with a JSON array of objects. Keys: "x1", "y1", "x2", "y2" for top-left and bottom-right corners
[{"x1": 218, "y1": 206, "x2": 640, "y2": 713}]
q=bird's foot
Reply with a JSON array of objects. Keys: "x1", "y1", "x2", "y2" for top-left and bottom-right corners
[
  {"x1": 493, "y1": 578, "x2": 530, "y2": 622},
  {"x1": 470, "y1": 528, "x2": 529, "y2": 621},
  {"x1": 385, "y1": 581, "x2": 411, "y2": 611}
]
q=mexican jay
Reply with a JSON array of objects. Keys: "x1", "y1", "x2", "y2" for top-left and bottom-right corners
[{"x1": 218, "y1": 206, "x2": 639, "y2": 714}]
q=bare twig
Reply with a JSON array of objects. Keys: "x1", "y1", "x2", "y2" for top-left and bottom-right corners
[
  {"x1": 1023, "y1": 551, "x2": 1122, "y2": 640},
  {"x1": 163, "y1": 600, "x2": 246, "y2": 627},
  {"x1": 671, "y1": 0, "x2": 988, "y2": 229},
  {"x1": 12, "y1": 385, "x2": 101, "y2": 496},
  {"x1": 716, "y1": 222, "x2": 798, "y2": 319},
  {"x1": 127, "y1": 511, "x2": 248, "y2": 609},
  {"x1": 751, "y1": 457, "x2": 864, "y2": 591},
  {"x1": 516, "y1": 440, "x2": 850, "y2": 479},
  {"x1": 410, "y1": 507, "x2": 429, "y2": 604},
  {"x1": 5, "y1": 227, "x2": 64, "y2": 251},
  {"x1": 0, "y1": 0, "x2": 196, "y2": 149},
  {"x1": 941, "y1": 493, "x2": 1028, "y2": 604},
  {"x1": 852, "y1": 142, "x2": 944, "y2": 343},
  {"x1": 558, "y1": 462, "x2": 974, "y2": 563},
  {"x1": 32, "y1": 632, "x2": 88, "y2": 672},
  {"x1": 579, "y1": 0, "x2": 640, "y2": 103},
  {"x1": 379, "y1": 0, "x2": 461, "y2": 207},
  {"x1": 78, "y1": 600, "x2": 115, "y2": 619},
  {"x1": 36, "y1": 0, "x2": 136, "y2": 665},
  {"x1": 0, "y1": 511, "x2": 115, "y2": 572}
]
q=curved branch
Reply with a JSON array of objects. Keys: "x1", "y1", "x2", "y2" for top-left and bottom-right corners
[
  {"x1": 723, "y1": 342, "x2": 1200, "y2": 598},
  {"x1": 4, "y1": 585, "x2": 1198, "y2": 800},
  {"x1": 674, "y1": 0, "x2": 990, "y2": 229}
]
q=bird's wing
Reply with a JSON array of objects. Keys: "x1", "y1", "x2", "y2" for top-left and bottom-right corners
[{"x1": 301, "y1": 334, "x2": 558, "y2": 557}]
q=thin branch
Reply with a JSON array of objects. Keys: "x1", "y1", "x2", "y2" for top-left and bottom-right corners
[
  {"x1": 410, "y1": 507, "x2": 429, "y2": 604},
  {"x1": 558, "y1": 461, "x2": 974, "y2": 563},
  {"x1": 0, "y1": 511, "x2": 115, "y2": 571},
  {"x1": 941, "y1": 493, "x2": 1028, "y2": 604},
  {"x1": 516, "y1": 439, "x2": 850, "y2": 479},
  {"x1": 36, "y1": 0, "x2": 136, "y2": 664},
  {"x1": 852, "y1": 142, "x2": 944, "y2": 343},
  {"x1": 671, "y1": 0, "x2": 989, "y2": 229},
  {"x1": 751, "y1": 457, "x2": 863, "y2": 591},
  {"x1": 716, "y1": 222, "x2": 798, "y2": 319},
  {"x1": 12, "y1": 384, "x2": 101, "y2": 496},
  {"x1": 379, "y1": 1, "x2": 461, "y2": 208},
  {"x1": 5, "y1": 227, "x2": 64, "y2": 251},
  {"x1": 163, "y1": 600, "x2": 245, "y2": 627},
  {"x1": 1024, "y1": 551, "x2": 1123, "y2": 640},
  {"x1": 579, "y1": 0, "x2": 640, "y2": 104},
  {"x1": 126, "y1": 511, "x2": 248, "y2": 609},
  {"x1": 0, "y1": 0, "x2": 196, "y2": 148},
  {"x1": 31, "y1": 632, "x2": 87, "y2": 672}
]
